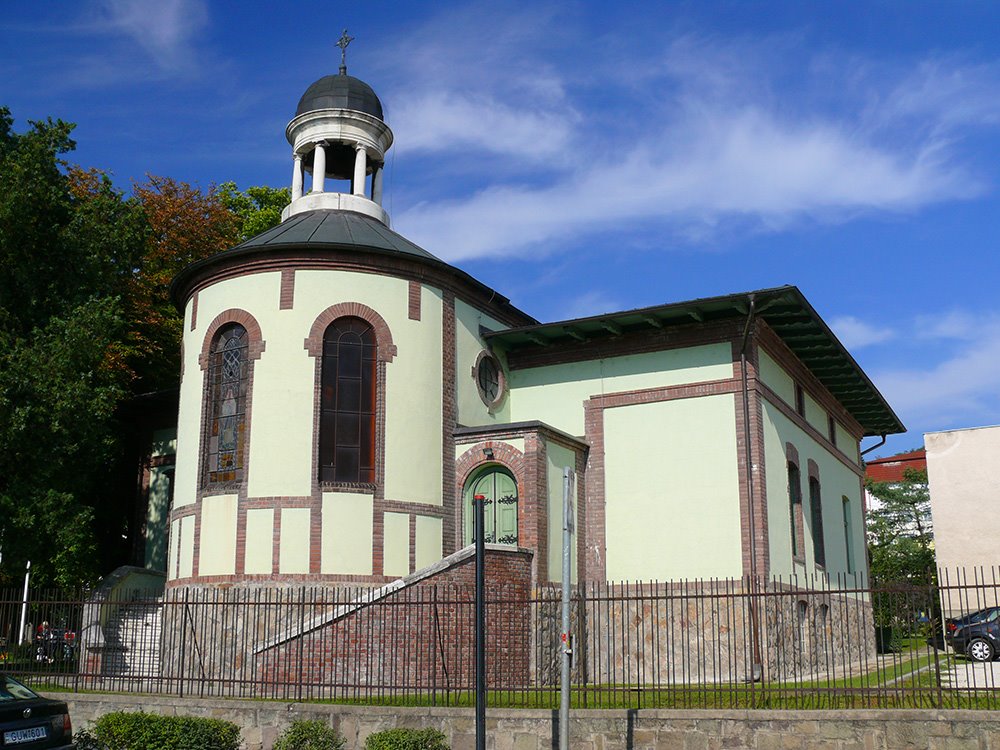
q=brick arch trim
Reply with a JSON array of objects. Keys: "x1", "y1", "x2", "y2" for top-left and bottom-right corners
[
  {"x1": 456, "y1": 441, "x2": 526, "y2": 495},
  {"x1": 304, "y1": 302, "x2": 397, "y2": 362},
  {"x1": 199, "y1": 309, "x2": 265, "y2": 369}
]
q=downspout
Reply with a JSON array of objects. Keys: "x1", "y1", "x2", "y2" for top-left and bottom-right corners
[
  {"x1": 739, "y1": 294, "x2": 763, "y2": 682},
  {"x1": 860, "y1": 434, "x2": 887, "y2": 457}
]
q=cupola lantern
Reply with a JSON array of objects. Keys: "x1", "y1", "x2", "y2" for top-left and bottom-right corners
[{"x1": 282, "y1": 30, "x2": 394, "y2": 225}]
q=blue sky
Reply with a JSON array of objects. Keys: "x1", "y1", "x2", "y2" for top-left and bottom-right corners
[{"x1": 4, "y1": 1, "x2": 1000, "y2": 458}]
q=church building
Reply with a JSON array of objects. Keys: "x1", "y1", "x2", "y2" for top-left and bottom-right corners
[{"x1": 164, "y1": 56, "x2": 904, "y2": 598}]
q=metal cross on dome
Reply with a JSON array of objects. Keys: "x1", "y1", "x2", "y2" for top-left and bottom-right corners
[{"x1": 337, "y1": 29, "x2": 354, "y2": 74}]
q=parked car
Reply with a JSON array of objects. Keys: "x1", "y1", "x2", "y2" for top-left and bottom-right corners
[
  {"x1": 0, "y1": 673, "x2": 73, "y2": 748},
  {"x1": 946, "y1": 606, "x2": 1000, "y2": 662}
]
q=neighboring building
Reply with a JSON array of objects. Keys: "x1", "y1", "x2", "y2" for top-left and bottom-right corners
[
  {"x1": 863, "y1": 447, "x2": 927, "y2": 517},
  {"x1": 162, "y1": 63, "x2": 904, "y2": 595},
  {"x1": 926, "y1": 425, "x2": 1000, "y2": 577}
]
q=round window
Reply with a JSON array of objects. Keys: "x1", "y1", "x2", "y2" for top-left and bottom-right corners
[{"x1": 474, "y1": 351, "x2": 504, "y2": 408}]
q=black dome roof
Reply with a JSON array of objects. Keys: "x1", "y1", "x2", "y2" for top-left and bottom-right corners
[{"x1": 295, "y1": 74, "x2": 384, "y2": 120}]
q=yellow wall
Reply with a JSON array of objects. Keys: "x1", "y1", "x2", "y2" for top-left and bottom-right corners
[
  {"x1": 603, "y1": 394, "x2": 743, "y2": 580},
  {"x1": 455, "y1": 299, "x2": 512, "y2": 425},
  {"x1": 279, "y1": 508, "x2": 311, "y2": 574},
  {"x1": 415, "y1": 516, "x2": 443, "y2": 570},
  {"x1": 510, "y1": 344, "x2": 733, "y2": 436},
  {"x1": 383, "y1": 512, "x2": 410, "y2": 578},
  {"x1": 199, "y1": 494, "x2": 238, "y2": 576},
  {"x1": 244, "y1": 509, "x2": 273, "y2": 574},
  {"x1": 321, "y1": 492, "x2": 373, "y2": 575},
  {"x1": 546, "y1": 442, "x2": 578, "y2": 583},
  {"x1": 761, "y1": 401, "x2": 864, "y2": 578}
]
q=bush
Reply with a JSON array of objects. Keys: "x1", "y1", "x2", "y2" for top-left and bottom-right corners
[
  {"x1": 73, "y1": 728, "x2": 105, "y2": 750},
  {"x1": 89, "y1": 711, "x2": 240, "y2": 750},
  {"x1": 274, "y1": 719, "x2": 345, "y2": 750},
  {"x1": 364, "y1": 728, "x2": 449, "y2": 750}
]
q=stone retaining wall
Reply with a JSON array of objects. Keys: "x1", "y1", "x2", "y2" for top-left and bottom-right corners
[{"x1": 61, "y1": 692, "x2": 1000, "y2": 750}]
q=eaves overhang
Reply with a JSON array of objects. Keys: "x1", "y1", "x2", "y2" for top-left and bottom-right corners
[{"x1": 483, "y1": 285, "x2": 904, "y2": 438}]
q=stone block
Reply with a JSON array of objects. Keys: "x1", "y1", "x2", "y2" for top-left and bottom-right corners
[{"x1": 928, "y1": 738, "x2": 983, "y2": 750}]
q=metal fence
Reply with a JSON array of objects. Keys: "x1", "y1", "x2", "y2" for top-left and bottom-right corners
[{"x1": 1, "y1": 570, "x2": 999, "y2": 709}]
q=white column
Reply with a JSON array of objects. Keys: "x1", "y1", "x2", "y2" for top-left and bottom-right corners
[
  {"x1": 372, "y1": 165, "x2": 384, "y2": 205},
  {"x1": 291, "y1": 153, "x2": 303, "y2": 201},
  {"x1": 353, "y1": 144, "x2": 367, "y2": 196},
  {"x1": 312, "y1": 143, "x2": 326, "y2": 193}
]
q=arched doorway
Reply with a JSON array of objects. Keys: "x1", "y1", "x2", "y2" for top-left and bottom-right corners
[{"x1": 464, "y1": 466, "x2": 518, "y2": 546}]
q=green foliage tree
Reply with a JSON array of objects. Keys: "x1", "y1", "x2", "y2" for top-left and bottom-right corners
[
  {"x1": 217, "y1": 181, "x2": 289, "y2": 243},
  {"x1": 866, "y1": 468, "x2": 934, "y2": 585},
  {"x1": 0, "y1": 106, "x2": 290, "y2": 586}
]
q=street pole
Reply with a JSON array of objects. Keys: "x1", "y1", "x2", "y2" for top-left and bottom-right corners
[
  {"x1": 474, "y1": 493, "x2": 486, "y2": 750},
  {"x1": 18, "y1": 560, "x2": 30, "y2": 644},
  {"x1": 560, "y1": 468, "x2": 574, "y2": 750}
]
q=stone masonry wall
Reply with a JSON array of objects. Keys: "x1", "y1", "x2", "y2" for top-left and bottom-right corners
[{"x1": 62, "y1": 693, "x2": 1000, "y2": 750}]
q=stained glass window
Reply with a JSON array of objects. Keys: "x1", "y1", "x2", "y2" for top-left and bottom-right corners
[
  {"x1": 319, "y1": 317, "x2": 376, "y2": 484},
  {"x1": 206, "y1": 324, "x2": 248, "y2": 484}
]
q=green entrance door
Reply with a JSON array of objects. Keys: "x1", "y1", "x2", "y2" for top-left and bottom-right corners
[{"x1": 464, "y1": 467, "x2": 518, "y2": 546}]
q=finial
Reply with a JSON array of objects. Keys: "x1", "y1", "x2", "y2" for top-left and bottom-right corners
[{"x1": 336, "y1": 29, "x2": 354, "y2": 75}]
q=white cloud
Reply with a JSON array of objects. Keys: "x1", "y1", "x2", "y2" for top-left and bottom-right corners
[
  {"x1": 96, "y1": 0, "x2": 207, "y2": 72},
  {"x1": 556, "y1": 291, "x2": 623, "y2": 321},
  {"x1": 389, "y1": 28, "x2": 996, "y2": 260},
  {"x1": 830, "y1": 316, "x2": 895, "y2": 349}
]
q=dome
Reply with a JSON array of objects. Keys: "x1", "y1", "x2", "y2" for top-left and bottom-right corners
[{"x1": 295, "y1": 74, "x2": 384, "y2": 120}]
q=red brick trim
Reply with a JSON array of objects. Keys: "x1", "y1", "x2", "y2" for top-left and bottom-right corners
[
  {"x1": 455, "y1": 442, "x2": 527, "y2": 550},
  {"x1": 441, "y1": 294, "x2": 457, "y2": 556},
  {"x1": 198, "y1": 309, "x2": 265, "y2": 368},
  {"x1": 408, "y1": 514, "x2": 417, "y2": 574},
  {"x1": 733, "y1": 339, "x2": 769, "y2": 578},
  {"x1": 786, "y1": 442, "x2": 800, "y2": 467},
  {"x1": 583, "y1": 398, "x2": 606, "y2": 582},
  {"x1": 408, "y1": 281, "x2": 421, "y2": 321},
  {"x1": 279, "y1": 269, "x2": 295, "y2": 310},
  {"x1": 190, "y1": 291, "x2": 198, "y2": 331},
  {"x1": 807, "y1": 458, "x2": 820, "y2": 483},
  {"x1": 304, "y1": 302, "x2": 397, "y2": 362}
]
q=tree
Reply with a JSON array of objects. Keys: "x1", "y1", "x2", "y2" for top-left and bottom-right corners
[
  {"x1": 866, "y1": 468, "x2": 934, "y2": 585},
  {"x1": 217, "y1": 181, "x2": 289, "y2": 243}
]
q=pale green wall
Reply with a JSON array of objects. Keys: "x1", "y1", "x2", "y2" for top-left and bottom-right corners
[
  {"x1": 604, "y1": 394, "x2": 743, "y2": 580},
  {"x1": 244, "y1": 509, "x2": 273, "y2": 574},
  {"x1": 757, "y1": 349, "x2": 795, "y2": 406},
  {"x1": 835, "y1": 422, "x2": 859, "y2": 464},
  {"x1": 804, "y1": 392, "x2": 826, "y2": 435},
  {"x1": 510, "y1": 344, "x2": 734, "y2": 436},
  {"x1": 383, "y1": 285, "x2": 444, "y2": 505},
  {"x1": 455, "y1": 437, "x2": 525, "y2": 459},
  {"x1": 150, "y1": 428, "x2": 176, "y2": 458},
  {"x1": 762, "y1": 401, "x2": 865, "y2": 577},
  {"x1": 145, "y1": 466, "x2": 172, "y2": 572},
  {"x1": 455, "y1": 299, "x2": 512, "y2": 426},
  {"x1": 415, "y1": 516, "x2": 443, "y2": 570},
  {"x1": 383, "y1": 512, "x2": 410, "y2": 578},
  {"x1": 321, "y1": 492, "x2": 373, "y2": 575},
  {"x1": 178, "y1": 515, "x2": 194, "y2": 579},
  {"x1": 546, "y1": 442, "x2": 578, "y2": 584},
  {"x1": 279, "y1": 508, "x2": 311, "y2": 574},
  {"x1": 168, "y1": 520, "x2": 179, "y2": 580},
  {"x1": 199, "y1": 494, "x2": 237, "y2": 576}
]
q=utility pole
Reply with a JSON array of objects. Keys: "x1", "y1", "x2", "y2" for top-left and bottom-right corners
[
  {"x1": 474, "y1": 493, "x2": 486, "y2": 750},
  {"x1": 560, "y1": 468, "x2": 574, "y2": 750}
]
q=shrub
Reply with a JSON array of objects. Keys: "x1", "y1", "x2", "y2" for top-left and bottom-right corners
[
  {"x1": 73, "y1": 728, "x2": 105, "y2": 750},
  {"x1": 273, "y1": 719, "x2": 345, "y2": 750},
  {"x1": 90, "y1": 711, "x2": 240, "y2": 750},
  {"x1": 364, "y1": 727, "x2": 449, "y2": 750}
]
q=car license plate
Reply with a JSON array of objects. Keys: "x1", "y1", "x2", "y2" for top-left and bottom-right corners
[{"x1": 3, "y1": 725, "x2": 47, "y2": 744}]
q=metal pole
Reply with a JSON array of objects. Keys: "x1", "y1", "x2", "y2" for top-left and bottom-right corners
[
  {"x1": 18, "y1": 560, "x2": 30, "y2": 644},
  {"x1": 474, "y1": 493, "x2": 486, "y2": 750},
  {"x1": 560, "y1": 468, "x2": 574, "y2": 750}
]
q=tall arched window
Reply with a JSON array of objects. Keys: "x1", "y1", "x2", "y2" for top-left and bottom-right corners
[
  {"x1": 206, "y1": 323, "x2": 249, "y2": 484},
  {"x1": 319, "y1": 317, "x2": 376, "y2": 483},
  {"x1": 809, "y1": 476, "x2": 826, "y2": 567},
  {"x1": 788, "y1": 460, "x2": 803, "y2": 560}
]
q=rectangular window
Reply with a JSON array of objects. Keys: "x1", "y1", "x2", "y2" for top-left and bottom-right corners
[
  {"x1": 842, "y1": 496, "x2": 854, "y2": 575},
  {"x1": 795, "y1": 384, "x2": 805, "y2": 417},
  {"x1": 809, "y1": 477, "x2": 826, "y2": 567},
  {"x1": 828, "y1": 415, "x2": 837, "y2": 446}
]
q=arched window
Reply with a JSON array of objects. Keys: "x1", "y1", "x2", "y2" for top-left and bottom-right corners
[
  {"x1": 319, "y1": 317, "x2": 376, "y2": 483},
  {"x1": 788, "y1": 461, "x2": 804, "y2": 560},
  {"x1": 809, "y1": 476, "x2": 826, "y2": 567},
  {"x1": 206, "y1": 323, "x2": 249, "y2": 484}
]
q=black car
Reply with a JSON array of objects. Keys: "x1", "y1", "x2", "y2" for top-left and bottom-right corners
[
  {"x1": 0, "y1": 674, "x2": 73, "y2": 749},
  {"x1": 946, "y1": 606, "x2": 1000, "y2": 662}
]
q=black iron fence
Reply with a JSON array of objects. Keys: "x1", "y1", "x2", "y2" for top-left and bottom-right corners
[{"x1": 1, "y1": 570, "x2": 999, "y2": 709}]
